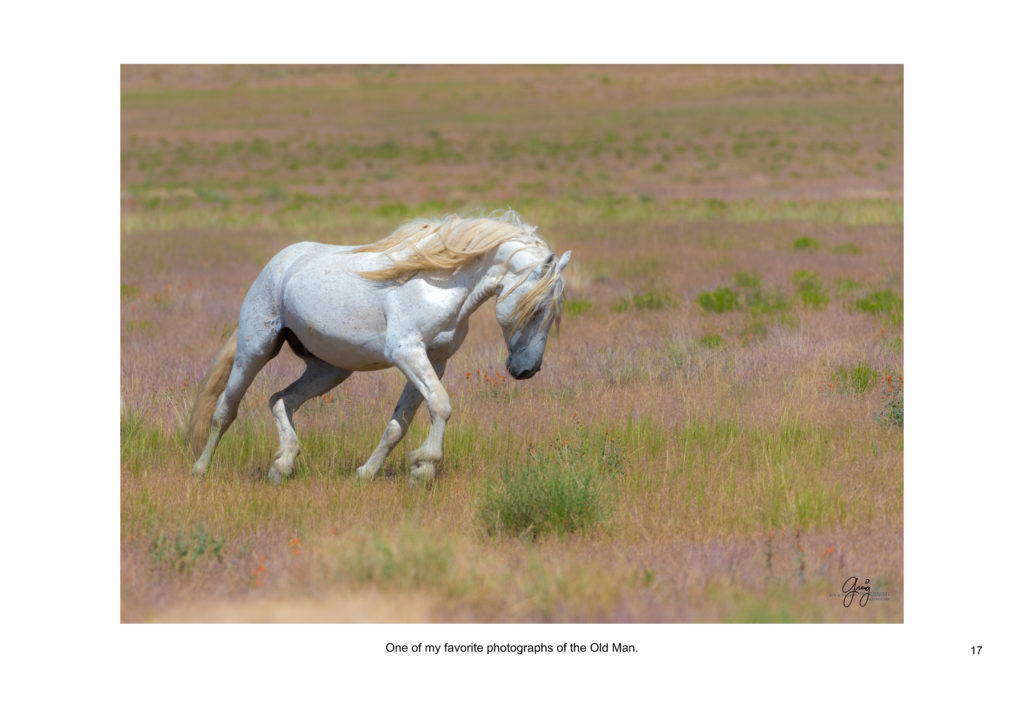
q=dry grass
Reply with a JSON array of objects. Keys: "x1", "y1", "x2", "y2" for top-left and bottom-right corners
[{"x1": 121, "y1": 65, "x2": 902, "y2": 622}]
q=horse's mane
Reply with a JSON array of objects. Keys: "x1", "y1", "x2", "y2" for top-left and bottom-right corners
[{"x1": 357, "y1": 209, "x2": 562, "y2": 333}]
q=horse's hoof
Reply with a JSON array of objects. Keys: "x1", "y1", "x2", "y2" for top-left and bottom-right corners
[
  {"x1": 408, "y1": 461, "x2": 436, "y2": 488},
  {"x1": 268, "y1": 467, "x2": 283, "y2": 485},
  {"x1": 355, "y1": 465, "x2": 373, "y2": 481}
]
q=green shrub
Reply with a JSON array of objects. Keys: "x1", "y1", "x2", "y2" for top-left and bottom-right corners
[
  {"x1": 800, "y1": 288, "x2": 830, "y2": 308},
  {"x1": 696, "y1": 286, "x2": 739, "y2": 313},
  {"x1": 833, "y1": 243, "x2": 861, "y2": 254},
  {"x1": 792, "y1": 236, "x2": 820, "y2": 251},
  {"x1": 876, "y1": 374, "x2": 904, "y2": 428},
  {"x1": 479, "y1": 449, "x2": 610, "y2": 539}
]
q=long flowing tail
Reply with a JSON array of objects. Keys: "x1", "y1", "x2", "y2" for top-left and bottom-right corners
[{"x1": 187, "y1": 328, "x2": 238, "y2": 457}]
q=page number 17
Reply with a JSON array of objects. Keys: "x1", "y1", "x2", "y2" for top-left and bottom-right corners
[{"x1": 971, "y1": 645, "x2": 982, "y2": 655}]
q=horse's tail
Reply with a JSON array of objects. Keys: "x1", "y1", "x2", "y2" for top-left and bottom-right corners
[{"x1": 187, "y1": 328, "x2": 238, "y2": 457}]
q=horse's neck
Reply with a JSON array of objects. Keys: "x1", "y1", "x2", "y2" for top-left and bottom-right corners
[
  {"x1": 455, "y1": 242, "x2": 533, "y2": 323},
  {"x1": 455, "y1": 255, "x2": 504, "y2": 323}
]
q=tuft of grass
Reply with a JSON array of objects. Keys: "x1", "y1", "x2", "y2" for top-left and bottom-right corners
[
  {"x1": 791, "y1": 270, "x2": 822, "y2": 291},
  {"x1": 800, "y1": 288, "x2": 830, "y2": 308},
  {"x1": 792, "y1": 236, "x2": 820, "y2": 251},
  {"x1": 852, "y1": 289, "x2": 902, "y2": 317},
  {"x1": 479, "y1": 444, "x2": 611, "y2": 539},
  {"x1": 744, "y1": 288, "x2": 790, "y2": 315},
  {"x1": 792, "y1": 270, "x2": 830, "y2": 309},
  {"x1": 696, "y1": 286, "x2": 739, "y2": 313},
  {"x1": 565, "y1": 299, "x2": 593, "y2": 317},
  {"x1": 732, "y1": 270, "x2": 762, "y2": 289},
  {"x1": 697, "y1": 332, "x2": 725, "y2": 349},
  {"x1": 833, "y1": 242, "x2": 861, "y2": 254},
  {"x1": 121, "y1": 284, "x2": 141, "y2": 302},
  {"x1": 833, "y1": 276, "x2": 864, "y2": 297},
  {"x1": 614, "y1": 284, "x2": 678, "y2": 312},
  {"x1": 831, "y1": 362, "x2": 879, "y2": 395}
]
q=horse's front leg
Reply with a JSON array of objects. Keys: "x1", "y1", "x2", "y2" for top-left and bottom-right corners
[{"x1": 389, "y1": 347, "x2": 450, "y2": 487}]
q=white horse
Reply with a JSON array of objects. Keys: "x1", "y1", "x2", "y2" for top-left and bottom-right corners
[{"x1": 187, "y1": 210, "x2": 571, "y2": 486}]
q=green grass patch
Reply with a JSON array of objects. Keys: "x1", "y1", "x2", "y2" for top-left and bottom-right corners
[
  {"x1": 479, "y1": 443, "x2": 612, "y2": 539},
  {"x1": 831, "y1": 362, "x2": 879, "y2": 394},
  {"x1": 833, "y1": 276, "x2": 864, "y2": 296},
  {"x1": 852, "y1": 289, "x2": 902, "y2": 316},
  {"x1": 744, "y1": 287, "x2": 790, "y2": 315},
  {"x1": 698, "y1": 332, "x2": 726, "y2": 348},
  {"x1": 800, "y1": 288, "x2": 830, "y2": 308},
  {"x1": 565, "y1": 299, "x2": 593, "y2": 318},
  {"x1": 732, "y1": 270, "x2": 762, "y2": 289},
  {"x1": 792, "y1": 236, "x2": 820, "y2": 251},
  {"x1": 696, "y1": 286, "x2": 739, "y2": 313},
  {"x1": 614, "y1": 284, "x2": 678, "y2": 312},
  {"x1": 792, "y1": 270, "x2": 830, "y2": 308},
  {"x1": 121, "y1": 284, "x2": 141, "y2": 302}
]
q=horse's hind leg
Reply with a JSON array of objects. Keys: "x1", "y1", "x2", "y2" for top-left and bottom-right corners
[
  {"x1": 268, "y1": 357, "x2": 351, "y2": 484},
  {"x1": 191, "y1": 333, "x2": 281, "y2": 477}
]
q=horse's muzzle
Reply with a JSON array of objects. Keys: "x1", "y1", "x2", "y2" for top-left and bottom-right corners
[{"x1": 507, "y1": 356, "x2": 541, "y2": 380}]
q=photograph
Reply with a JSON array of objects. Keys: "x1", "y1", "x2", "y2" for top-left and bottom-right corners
[{"x1": 120, "y1": 64, "x2": 903, "y2": 623}]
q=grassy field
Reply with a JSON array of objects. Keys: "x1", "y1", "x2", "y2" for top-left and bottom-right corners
[{"x1": 121, "y1": 65, "x2": 903, "y2": 622}]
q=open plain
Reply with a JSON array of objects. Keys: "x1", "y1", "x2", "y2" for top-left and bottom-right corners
[{"x1": 121, "y1": 65, "x2": 903, "y2": 622}]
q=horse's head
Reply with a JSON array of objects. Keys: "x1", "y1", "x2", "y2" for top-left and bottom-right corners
[{"x1": 494, "y1": 248, "x2": 572, "y2": 380}]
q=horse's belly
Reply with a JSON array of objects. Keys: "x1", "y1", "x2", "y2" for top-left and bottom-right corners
[
  {"x1": 281, "y1": 265, "x2": 390, "y2": 371},
  {"x1": 291, "y1": 327, "x2": 391, "y2": 371}
]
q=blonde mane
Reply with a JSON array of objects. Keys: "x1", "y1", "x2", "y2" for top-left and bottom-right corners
[{"x1": 357, "y1": 210, "x2": 564, "y2": 333}]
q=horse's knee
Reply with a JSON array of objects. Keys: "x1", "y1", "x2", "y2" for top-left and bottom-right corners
[
  {"x1": 428, "y1": 393, "x2": 451, "y2": 422},
  {"x1": 383, "y1": 419, "x2": 404, "y2": 444}
]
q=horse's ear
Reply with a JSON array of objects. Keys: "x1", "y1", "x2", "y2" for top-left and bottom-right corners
[{"x1": 557, "y1": 251, "x2": 572, "y2": 272}]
